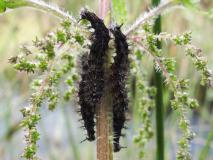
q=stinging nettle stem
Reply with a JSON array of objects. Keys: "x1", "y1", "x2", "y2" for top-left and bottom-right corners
[
  {"x1": 96, "y1": 2, "x2": 113, "y2": 160},
  {"x1": 2, "y1": 0, "x2": 77, "y2": 24},
  {"x1": 26, "y1": 0, "x2": 76, "y2": 22},
  {"x1": 125, "y1": 0, "x2": 177, "y2": 36}
]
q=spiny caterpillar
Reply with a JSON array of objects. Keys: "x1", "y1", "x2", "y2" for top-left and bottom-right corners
[
  {"x1": 78, "y1": 53, "x2": 95, "y2": 141},
  {"x1": 78, "y1": 9, "x2": 110, "y2": 141},
  {"x1": 110, "y1": 25, "x2": 129, "y2": 152}
]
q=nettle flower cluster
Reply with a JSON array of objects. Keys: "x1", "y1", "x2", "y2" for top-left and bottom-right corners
[
  {"x1": 9, "y1": 20, "x2": 87, "y2": 159},
  {"x1": 1, "y1": 0, "x2": 212, "y2": 159},
  {"x1": 129, "y1": 23, "x2": 212, "y2": 159}
]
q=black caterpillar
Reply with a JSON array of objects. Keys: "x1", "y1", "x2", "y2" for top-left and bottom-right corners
[
  {"x1": 78, "y1": 53, "x2": 95, "y2": 141},
  {"x1": 110, "y1": 25, "x2": 129, "y2": 152},
  {"x1": 78, "y1": 9, "x2": 110, "y2": 141}
]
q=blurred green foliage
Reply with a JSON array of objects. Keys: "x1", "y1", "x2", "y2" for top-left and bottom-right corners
[
  {"x1": 0, "y1": 0, "x2": 27, "y2": 12},
  {"x1": 112, "y1": 0, "x2": 127, "y2": 24}
]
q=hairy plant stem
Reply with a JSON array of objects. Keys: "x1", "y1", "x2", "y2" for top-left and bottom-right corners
[
  {"x1": 125, "y1": 0, "x2": 177, "y2": 36},
  {"x1": 26, "y1": 0, "x2": 76, "y2": 22},
  {"x1": 3, "y1": 0, "x2": 78, "y2": 25}
]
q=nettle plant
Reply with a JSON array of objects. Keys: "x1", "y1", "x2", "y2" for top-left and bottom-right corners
[{"x1": 1, "y1": 0, "x2": 212, "y2": 160}]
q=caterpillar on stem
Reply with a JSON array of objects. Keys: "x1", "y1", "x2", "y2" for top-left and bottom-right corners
[
  {"x1": 78, "y1": 9, "x2": 110, "y2": 141},
  {"x1": 110, "y1": 25, "x2": 129, "y2": 152}
]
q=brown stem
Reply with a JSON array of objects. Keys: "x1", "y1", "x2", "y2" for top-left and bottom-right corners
[
  {"x1": 96, "y1": 49, "x2": 113, "y2": 160},
  {"x1": 96, "y1": 2, "x2": 113, "y2": 160},
  {"x1": 96, "y1": 86, "x2": 113, "y2": 160}
]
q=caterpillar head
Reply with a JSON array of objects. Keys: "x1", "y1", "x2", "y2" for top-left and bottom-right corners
[
  {"x1": 110, "y1": 24, "x2": 126, "y2": 41},
  {"x1": 80, "y1": 8, "x2": 104, "y2": 28}
]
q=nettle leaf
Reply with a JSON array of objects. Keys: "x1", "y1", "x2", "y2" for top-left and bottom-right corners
[{"x1": 112, "y1": 0, "x2": 127, "y2": 24}]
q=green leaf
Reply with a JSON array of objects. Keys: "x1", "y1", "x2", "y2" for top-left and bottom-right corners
[{"x1": 112, "y1": 0, "x2": 127, "y2": 24}]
